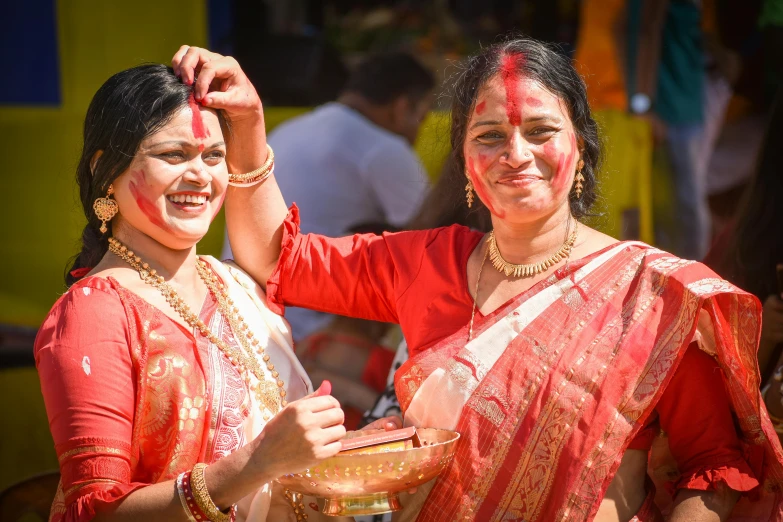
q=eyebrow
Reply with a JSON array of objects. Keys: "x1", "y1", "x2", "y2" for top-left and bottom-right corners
[
  {"x1": 470, "y1": 115, "x2": 562, "y2": 130},
  {"x1": 145, "y1": 140, "x2": 226, "y2": 148},
  {"x1": 470, "y1": 120, "x2": 503, "y2": 130}
]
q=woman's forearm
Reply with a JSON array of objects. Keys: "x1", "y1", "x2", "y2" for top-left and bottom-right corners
[
  {"x1": 668, "y1": 488, "x2": 739, "y2": 522},
  {"x1": 224, "y1": 113, "x2": 289, "y2": 288},
  {"x1": 93, "y1": 438, "x2": 273, "y2": 521}
]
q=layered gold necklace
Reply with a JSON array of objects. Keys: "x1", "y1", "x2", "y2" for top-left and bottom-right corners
[
  {"x1": 487, "y1": 220, "x2": 579, "y2": 278},
  {"x1": 108, "y1": 237, "x2": 286, "y2": 418}
]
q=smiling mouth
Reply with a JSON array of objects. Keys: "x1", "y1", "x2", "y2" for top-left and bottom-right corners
[
  {"x1": 497, "y1": 175, "x2": 542, "y2": 183},
  {"x1": 167, "y1": 194, "x2": 208, "y2": 207}
]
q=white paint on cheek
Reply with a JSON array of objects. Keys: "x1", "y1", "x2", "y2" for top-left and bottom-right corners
[
  {"x1": 82, "y1": 287, "x2": 91, "y2": 296},
  {"x1": 82, "y1": 356, "x2": 91, "y2": 376}
]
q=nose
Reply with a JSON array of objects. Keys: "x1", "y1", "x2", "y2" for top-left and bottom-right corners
[
  {"x1": 500, "y1": 131, "x2": 533, "y2": 169},
  {"x1": 182, "y1": 157, "x2": 211, "y2": 186}
]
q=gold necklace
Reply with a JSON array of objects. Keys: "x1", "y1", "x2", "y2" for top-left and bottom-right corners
[
  {"x1": 468, "y1": 241, "x2": 488, "y2": 342},
  {"x1": 468, "y1": 218, "x2": 578, "y2": 342},
  {"x1": 487, "y1": 219, "x2": 578, "y2": 278},
  {"x1": 108, "y1": 238, "x2": 287, "y2": 417}
]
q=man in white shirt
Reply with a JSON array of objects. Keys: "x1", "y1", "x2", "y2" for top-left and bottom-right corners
[{"x1": 224, "y1": 52, "x2": 434, "y2": 340}]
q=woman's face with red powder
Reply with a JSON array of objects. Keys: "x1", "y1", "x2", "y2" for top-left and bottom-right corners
[
  {"x1": 111, "y1": 102, "x2": 228, "y2": 249},
  {"x1": 463, "y1": 65, "x2": 581, "y2": 224}
]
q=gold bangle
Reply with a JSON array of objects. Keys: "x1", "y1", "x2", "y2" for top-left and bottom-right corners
[
  {"x1": 191, "y1": 463, "x2": 231, "y2": 522},
  {"x1": 228, "y1": 144, "x2": 274, "y2": 184},
  {"x1": 284, "y1": 488, "x2": 308, "y2": 521}
]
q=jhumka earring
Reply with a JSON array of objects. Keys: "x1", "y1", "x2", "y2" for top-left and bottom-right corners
[
  {"x1": 465, "y1": 179, "x2": 475, "y2": 208},
  {"x1": 573, "y1": 160, "x2": 586, "y2": 199},
  {"x1": 93, "y1": 184, "x2": 118, "y2": 234}
]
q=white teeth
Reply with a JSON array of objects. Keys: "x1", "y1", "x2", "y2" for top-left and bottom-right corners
[{"x1": 167, "y1": 194, "x2": 208, "y2": 205}]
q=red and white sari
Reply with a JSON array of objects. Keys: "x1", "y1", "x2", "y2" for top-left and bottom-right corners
[{"x1": 396, "y1": 242, "x2": 783, "y2": 521}]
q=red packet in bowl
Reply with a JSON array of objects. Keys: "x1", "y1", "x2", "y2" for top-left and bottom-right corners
[{"x1": 339, "y1": 426, "x2": 421, "y2": 455}]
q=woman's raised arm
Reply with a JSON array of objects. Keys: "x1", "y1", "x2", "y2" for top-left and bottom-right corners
[{"x1": 173, "y1": 45, "x2": 288, "y2": 287}]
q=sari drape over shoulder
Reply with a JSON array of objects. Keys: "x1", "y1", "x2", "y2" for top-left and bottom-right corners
[
  {"x1": 267, "y1": 208, "x2": 783, "y2": 521},
  {"x1": 35, "y1": 257, "x2": 311, "y2": 522},
  {"x1": 396, "y1": 242, "x2": 783, "y2": 521}
]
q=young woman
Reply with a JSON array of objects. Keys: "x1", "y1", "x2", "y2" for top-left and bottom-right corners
[{"x1": 35, "y1": 63, "x2": 366, "y2": 522}]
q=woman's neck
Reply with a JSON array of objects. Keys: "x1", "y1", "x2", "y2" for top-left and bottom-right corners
[
  {"x1": 490, "y1": 206, "x2": 574, "y2": 265},
  {"x1": 108, "y1": 222, "x2": 200, "y2": 287}
]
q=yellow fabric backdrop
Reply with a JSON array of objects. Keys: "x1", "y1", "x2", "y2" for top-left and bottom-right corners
[{"x1": 0, "y1": 0, "x2": 208, "y2": 493}]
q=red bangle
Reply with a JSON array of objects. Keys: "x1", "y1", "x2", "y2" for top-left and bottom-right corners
[{"x1": 181, "y1": 469, "x2": 212, "y2": 521}]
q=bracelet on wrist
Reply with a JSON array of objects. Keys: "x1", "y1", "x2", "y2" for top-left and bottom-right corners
[
  {"x1": 190, "y1": 463, "x2": 233, "y2": 522},
  {"x1": 228, "y1": 144, "x2": 274, "y2": 187}
]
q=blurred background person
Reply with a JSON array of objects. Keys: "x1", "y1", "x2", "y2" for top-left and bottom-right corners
[
  {"x1": 223, "y1": 52, "x2": 434, "y2": 342},
  {"x1": 704, "y1": 93, "x2": 783, "y2": 416}
]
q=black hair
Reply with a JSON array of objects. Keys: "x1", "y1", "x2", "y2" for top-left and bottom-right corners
[
  {"x1": 448, "y1": 36, "x2": 602, "y2": 219},
  {"x1": 66, "y1": 63, "x2": 229, "y2": 286},
  {"x1": 718, "y1": 92, "x2": 783, "y2": 301},
  {"x1": 343, "y1": 52, "x2": 435, "y2": 105}
]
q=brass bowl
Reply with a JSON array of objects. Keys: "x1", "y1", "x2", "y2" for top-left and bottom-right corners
[{"x1": 277, "y1": 428, "x2": 459, "y2": 517}]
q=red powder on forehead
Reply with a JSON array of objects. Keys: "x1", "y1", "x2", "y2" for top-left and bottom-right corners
[
  {"x1": 525, "y1": 97, "x2": 543, "y2": 108},
  {"x1": 129, "y1": 170, "x2": 168, "y2": 230},
  {"x1": 188, "y1": 94, "x2": 210, "y2": 140},
  {"x1": 475, "y1": 100, "x2": 486, "y2": 115},
  {"x1": 198, "y1": 143, "x2": 205, "y2": 152},
  {"x1": 500, "y1": 52, "x2": 526, "y2": 126}
]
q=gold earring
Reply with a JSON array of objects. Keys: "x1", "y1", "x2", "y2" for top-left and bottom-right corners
[
  {"x1": 574, "y1": 160, "x2": 585, "y2": 199},
  {"x1": 93, "y1": 184, "x2": 118, "y2": 234},
  {"x1": 465, "y1": 179, "x2": 475, "y2": 208}
]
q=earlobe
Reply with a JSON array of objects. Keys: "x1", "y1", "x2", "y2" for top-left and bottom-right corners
[{"x1": 90, "y1": 150, "x2": 104, "y2": 175}]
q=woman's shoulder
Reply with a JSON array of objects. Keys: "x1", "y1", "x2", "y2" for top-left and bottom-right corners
[
  {"x1": 385, "y1": 224, "x2": 484, "y2": 253},
  {"x1": 47, "y1": 276, "x2": 124, "y2": 314},
  {"x1": 35, "y1": 277, "x2": 129, "y2": 356}
]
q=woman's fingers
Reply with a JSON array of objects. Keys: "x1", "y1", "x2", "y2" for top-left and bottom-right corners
[
  {"x1": 321, "y1": 424, "x2": 348, "y2": 444},
  {"x1": 301, "y1": 394, "x2": 342, "y2": 414},
  {"x1": 174, "y1": 46, "x2": 224, "y2": 86},
  {"x1": 171, "y1": 45, "x2": 190, "y2": 76},
  {"x1": 194, "y1": 56, "x2": 238, "y2": 101},
  {"x1": 362, "y1": 415, "x2": 403, "y2": 431},
  {"x1": 309, "y1": 405, "x2": 345, "y2": 430}
]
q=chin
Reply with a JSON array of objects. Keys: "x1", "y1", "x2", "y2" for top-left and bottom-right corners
[
  {"x1": 152, "y1": 226, "x2": 208, "y2": 251},
  {"x1": 496, "y1": 198, "x2": 554, "y2": 220}
]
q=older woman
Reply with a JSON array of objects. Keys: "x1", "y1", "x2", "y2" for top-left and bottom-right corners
[
  {"x1": 34, "y1": 64, "x2": 358, "y2": 521},
  {"x1": 175, "y1": 38, "x2": 783, "y2": 521}
]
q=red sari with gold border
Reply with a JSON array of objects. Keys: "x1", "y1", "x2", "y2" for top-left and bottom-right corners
[{"x1": 394, "y1": 242, "x2": 783, "y2": 521}]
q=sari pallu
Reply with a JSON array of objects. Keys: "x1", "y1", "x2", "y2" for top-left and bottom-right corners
[
  {"x1": 40, "y1": 258, "x2": 311, "y2": 522},
  {"x1": 395, "y1": 242, "x2": 783, "y2": 521}
]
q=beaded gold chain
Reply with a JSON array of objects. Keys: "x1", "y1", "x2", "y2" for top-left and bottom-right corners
[{"x1": 108, "y1": 238, "x2": 287, "y2": 417}]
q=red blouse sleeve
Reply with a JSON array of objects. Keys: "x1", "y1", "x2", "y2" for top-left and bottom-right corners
[
  {"x1": 656, "y1": 343, "x2": 759, "y2": 494},
  {"x1": 267, "y1": 205, "x2": 443, "y2": 323},
  {"x1": 35, "y1": 278, "x2": 146, "y2": 522}
]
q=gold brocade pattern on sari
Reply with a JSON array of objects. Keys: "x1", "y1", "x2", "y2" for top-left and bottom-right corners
[
  {"x1": 453, "y1": 250, "x2": 645, "y2": 520},
  {"x1": 495, "y1": 252, "x2": 650, "y2": 521},
  {"x1": 399, "y1": 242, "x2": 783, "y2": 522},
  {"x1": 558, "y1": 257, "x2": 694, "y2": 521}
]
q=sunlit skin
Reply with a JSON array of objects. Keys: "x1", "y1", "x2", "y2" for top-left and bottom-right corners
[
  {"x1": 111, "y1": 105, "x2": 227, "y2": 251},
  {"x1": 464, "y1": 75, "x2": 580, "y2": 226}
]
